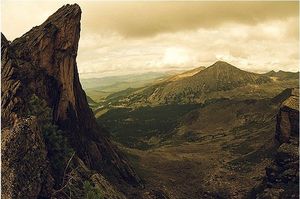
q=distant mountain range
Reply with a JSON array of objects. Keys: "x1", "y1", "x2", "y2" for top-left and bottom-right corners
[
  {"x1": 80, "y1": 72, "x2": 169, "y2": 90},
  {"x1": 105, "y1": 61, "x2": 298, "y2": 106},
  {"x1": 145, "y1": 61, "x2": 271, "y2": 103},
  {"x1": 164, "y1": 66, "x2": 206, "y2": 82},
  {"x1": 80, "y1": 71, "x2": 175, "y2": 102},
  {"x1": 264, "y1": 70, "x2": 299, "y2": 80}
]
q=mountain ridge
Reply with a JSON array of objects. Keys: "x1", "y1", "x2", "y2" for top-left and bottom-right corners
[{"x1": 114, "y1": 61, "x2": 273, "y2": 105}]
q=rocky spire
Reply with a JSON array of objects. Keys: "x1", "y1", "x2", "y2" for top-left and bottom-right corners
[{"x1": 1, "y1": 4, "x2": 142, "y2": 198}]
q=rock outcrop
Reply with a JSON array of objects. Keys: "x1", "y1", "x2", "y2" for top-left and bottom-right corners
[
  {"x1": 1, "y1": 4, "x2": 141, "y2": 198},
  {"x1": 275, "y1": 89, "x2": 299, "y2": 143},
  {"x1": 1, "y1": 117, "x2": 53, "y2": 198},
  {"x1": 252, "y1": 88, "x2": 299, "y2": 198}
]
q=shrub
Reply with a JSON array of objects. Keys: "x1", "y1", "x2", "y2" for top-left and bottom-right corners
[
  {"x1": 28, "y1": 95, "x2": 104, "y2": 198},
  {"x1": 83, "y1": 181, "x2": 103, "y2": 199},
  {"x1": 27, "y1": 94, "x2": 74, "y2": 184}
]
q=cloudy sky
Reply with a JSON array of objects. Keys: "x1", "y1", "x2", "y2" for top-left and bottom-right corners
[{"x1": 1, "y1": 1, "x2": 299, "y2": 78}]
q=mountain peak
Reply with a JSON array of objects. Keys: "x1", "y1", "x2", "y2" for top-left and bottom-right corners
[
  {"x1": 1, "y1": 33, "x2": 9, "y2": 45},
  {"x1": 209, "y1": 61, "x2": 238, "y2": 70},
  {"x1": 43, "y1": 4, "x2": 81, "y2": 25},
  {"x1": 215, "y1": 60, "x2": 230, "y2": 64}
]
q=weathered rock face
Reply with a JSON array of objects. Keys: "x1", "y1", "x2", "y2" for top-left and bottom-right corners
[
  {"x1": 1, "y1": 4, "x2": 141, "y2": 198},
  {"x1": 252, "y1": 88, "x2": 299, "y2": 199},
  {"x1": 1, "y1": 117, "x2": 53, "y2": 199},
  {"x1": 275, "y1": 88, "x2": 299, "y2": 143}
]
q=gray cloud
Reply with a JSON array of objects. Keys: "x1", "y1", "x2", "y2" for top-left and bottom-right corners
[
  {"x1": 2, "y1": 1, "x2": 299, "y2": 78},
  {"x1": 81, "y1": 1, "x2": 298, "y2": 37}
]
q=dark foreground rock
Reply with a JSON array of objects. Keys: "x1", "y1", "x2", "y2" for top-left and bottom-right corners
[
  {"x1": 251, "y1": 88, "x2": 299, "y2": 199},
  {"x1": 1, "y1": 4, "x2": 142, "y2": 199},
  {"x1": 1, "y1": 117, "x2": 53, "y2": 198}
]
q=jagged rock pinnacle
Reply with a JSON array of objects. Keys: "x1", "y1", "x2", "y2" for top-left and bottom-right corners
[{"x1": 1, "y1": 4, "x2": 142, "y2": 198}]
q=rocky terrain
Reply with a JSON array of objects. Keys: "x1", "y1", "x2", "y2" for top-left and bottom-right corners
[
  {"x1": 251, "y1": 88, "x2": 299, "y2": 198},
  {"x1": 1, "y1": 4, "x2": 144, "y2": 199},
  {"x1": 110, "y1": 96, "x2": 279, "y2": 198},
  {"x1": 97, "y1": 86, "x2": 299, "y2": 198},
  {"x1": 2, "y1": 3, "x2": 299, "y2": 199}
]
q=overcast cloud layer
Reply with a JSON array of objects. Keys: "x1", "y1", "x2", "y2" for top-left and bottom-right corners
[{"x1": 2, "y1": 1, "x2": 299, "y2": 78}]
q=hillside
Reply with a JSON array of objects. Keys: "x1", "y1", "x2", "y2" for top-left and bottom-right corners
[
  {"x1": 104, "y1": 88, "x2": 299, "y2": 198},
  {"x1": 99, "y1": 89, "x2": 297, "y2": 198},
  {"x1": 81, "y1": 72, "x2": 171, "y2": 102},
  {"x1": 106, "y1": 61, "x2": 299, "y2": 106},
  {"x1": 164, "y1": 66, "x2": 206, "y2": 82},
  {"x1": 97, "y1": 104, "x2": 202, "y2": 149},
  {"x1": 148, "y1": 61, "x2": 271, "y2": 103},
  {"x1": 264, "y1": 70, "x2": 299, "y2": 81}
]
